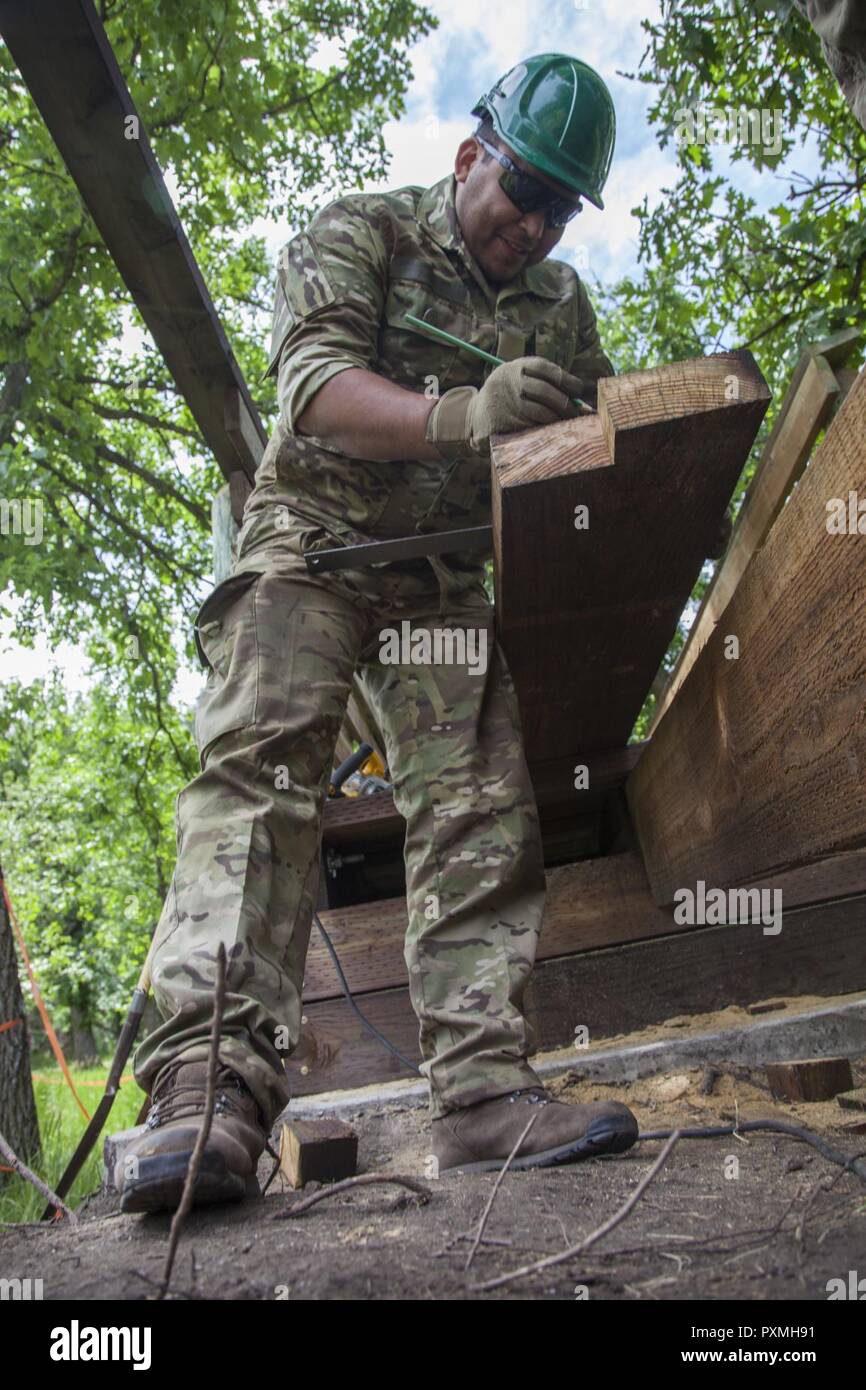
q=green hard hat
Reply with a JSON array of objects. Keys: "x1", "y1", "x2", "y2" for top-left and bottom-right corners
[{"x1": 471, "y1": 53, "x2": 616, "y2": 210}]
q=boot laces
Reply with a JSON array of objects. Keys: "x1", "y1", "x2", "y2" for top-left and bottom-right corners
[
  {"x1": 507, "y1": 1087, "x2": 551, "y2": 1106},
  {"x1": 146, "y1": 1064, "x2": 254, "y2": 1130}
]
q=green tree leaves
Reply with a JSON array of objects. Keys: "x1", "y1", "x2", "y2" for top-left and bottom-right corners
[{"x1": 0, "y1": 0, "x2": 433, "y2": 1035}]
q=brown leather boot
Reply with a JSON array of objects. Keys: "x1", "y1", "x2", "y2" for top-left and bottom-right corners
[
  {"x1": 432, "y1": 1086, "x2": 638, "y2": 1174},
  {"x1": 117, "y1": 1058, "x2": 271, "y2": 1213}
]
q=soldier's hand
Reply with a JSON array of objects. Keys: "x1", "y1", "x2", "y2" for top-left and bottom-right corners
[{"x1": 426, "y1": 356, "x2": 587, "y2": 460}]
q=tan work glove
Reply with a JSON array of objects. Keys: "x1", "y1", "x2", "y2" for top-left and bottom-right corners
[{"x1": 425, "y1": 356, "x2": 588, "y2": 460}]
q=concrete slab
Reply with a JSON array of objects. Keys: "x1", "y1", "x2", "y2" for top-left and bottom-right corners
[{"x1": 284, "y1": 993, "x2": 866, "y2": 1119}]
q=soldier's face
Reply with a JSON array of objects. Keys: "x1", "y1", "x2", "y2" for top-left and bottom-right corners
[{"x1": 453, "y1": 136, "x2": 572, "y2": 284}]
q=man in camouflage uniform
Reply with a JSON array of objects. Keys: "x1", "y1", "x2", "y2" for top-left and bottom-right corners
[{"x1": 123, "y1": 54, "x2": 638, "y2": 1213}]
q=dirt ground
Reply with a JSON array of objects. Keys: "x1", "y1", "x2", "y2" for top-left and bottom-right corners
[{"x1": 3, "y1": 1062, "x2": 866, "y2": 1301}]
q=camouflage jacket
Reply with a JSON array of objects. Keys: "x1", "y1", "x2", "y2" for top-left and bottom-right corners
[{"x1": 246, "y1": 172, "x2": 614, "y2": 544}]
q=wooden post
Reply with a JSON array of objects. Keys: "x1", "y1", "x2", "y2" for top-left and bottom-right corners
[
  {"x1": 650, "y1": 329, "x2": 862, "y2": 732},
  {"x1": 627, "y1": 366, "x2": 866, "y2": 904},
  {"x1": 211, "y1": 485, "x2": 237, "y2": 584}
]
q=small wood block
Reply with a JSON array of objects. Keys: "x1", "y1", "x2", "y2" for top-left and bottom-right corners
[
  {"x1": 766, "y1": 1058, "x2": 853, "y2": 1103},
  {"x1": 836, "y1": 1087, "x2": 866, "y2": 1112},
  {"x1": 746, "y1": 999, "x2": 787, "y2": 1016},
  {"x1": 279, "y1": 1118, "x2": 358, "y2": 1189}
]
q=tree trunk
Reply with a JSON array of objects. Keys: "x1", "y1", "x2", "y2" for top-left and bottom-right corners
[
  {"x1": 69, "y1": 993, "x2": 98, "y2": 1066},
  {"x1": 0, "y1": 863, "x2": 40, "y2": 1171}
]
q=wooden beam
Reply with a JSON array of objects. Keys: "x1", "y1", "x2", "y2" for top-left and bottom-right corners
[
  {"x1": 0, "y1": 0, "x2": 266, "y2": 484},
  {"x1": 321, "y1": 742, "x2": 646, "y2": 851},
  {"x1": 650, "y1": 330, "x2": 861, "y2": 731},
  {"x1": 305, "y1": 852, "x2": 678, "y2": 1002},
  {"x1": 649, "y1": 353, "x2": 842, "y2": 730},
  {"x1": 228, "y1": 472, "x2": 254, "y2": 527},
  {"x1": 528, "y1": 742, "x2": 646, "y2": 812},
  {"x1": 627, "y1": 367, "x2": 866, "y2": 905},
  {"x1": 492, "y1": 352, "x2": 770, "y2": 761},
  {"x1": 288, "y1": 894, "x2": 866, "y2": 1096},
  {"x1": 305, "y1": 842, "x2": 866, "y2": 1004}
]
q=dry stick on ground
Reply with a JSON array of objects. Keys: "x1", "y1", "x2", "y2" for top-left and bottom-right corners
[
  {"x1": 472, "y1": 1130, "x2": 682, "y2": 1294},
  {"x1": 272, "y1": 1172, "x2": 432, "y2": 1219},
  {"x1": 434, "y1": 1233, "x2": 514, "y2": 1258},
  {"x1": 464, "y1": 1112, "x2": 539, "y2": 1271},
  {"x1": 0, "y1": 1131, "x2": 78, "y2": 1225},
  {"x1": 555, "y1": 1197, "x2": 803, "y2": 1266},
  {"x1": 157, "y1": 942, "x2": 226, "y2": 1301}
]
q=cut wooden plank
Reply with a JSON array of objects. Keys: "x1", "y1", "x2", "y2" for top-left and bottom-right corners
[
  {"x1": 304, "y1": 844, "x2": 866, "y2": 1003},
  {"x1": 492, "y1": 352, "x2": 770, "y2": 761},
  {"x1": 837, "y1": 1088, "x2": 866, "y2": 1112},
  {"x1": 287, "y1": 894, "x2": 866, "y2": 1096},
  {"x1": 627, "y1": 366, "x2": 866, "y2": 906},
  {"x1": 278, "y1": 1118, "x2": 358, "y2": 1188},
  {"x1": 650, "y1": 353, "x2": 841, "y2": 731},
  {"x1": 766, "y1": 1058, "x2": 853, "y2": 1103}
]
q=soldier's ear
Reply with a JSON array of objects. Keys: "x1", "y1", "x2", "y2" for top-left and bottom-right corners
[{"x1": 454, "y1": 137, "x2": 482, "y2": 184}]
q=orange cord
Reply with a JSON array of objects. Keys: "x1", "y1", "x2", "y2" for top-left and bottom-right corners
[{"x1": 1, "y1": 876, "x2": 91, "y2": 1123}]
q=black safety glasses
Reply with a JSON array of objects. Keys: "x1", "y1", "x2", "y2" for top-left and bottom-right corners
[{"x1": 476, "y1": 136, "x2": 583, "y2": 228}]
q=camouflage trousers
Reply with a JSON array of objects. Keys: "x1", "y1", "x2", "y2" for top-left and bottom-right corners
[{"x1": 133, "y1": 503, "x2": 547, "y2": 1126}]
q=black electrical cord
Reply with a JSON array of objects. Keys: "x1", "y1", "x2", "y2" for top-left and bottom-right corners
[
  {"x1": 312, "y1": 908, "x2": 422, "y2": 1076},
  {"x1": 637, "y1": 1119, "x2": 866, "y2": 1181}
]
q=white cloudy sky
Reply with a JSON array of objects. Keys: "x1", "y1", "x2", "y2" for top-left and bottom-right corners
[{"x1": 3, "y1": 0, "x2": 816, "y2": 701}]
